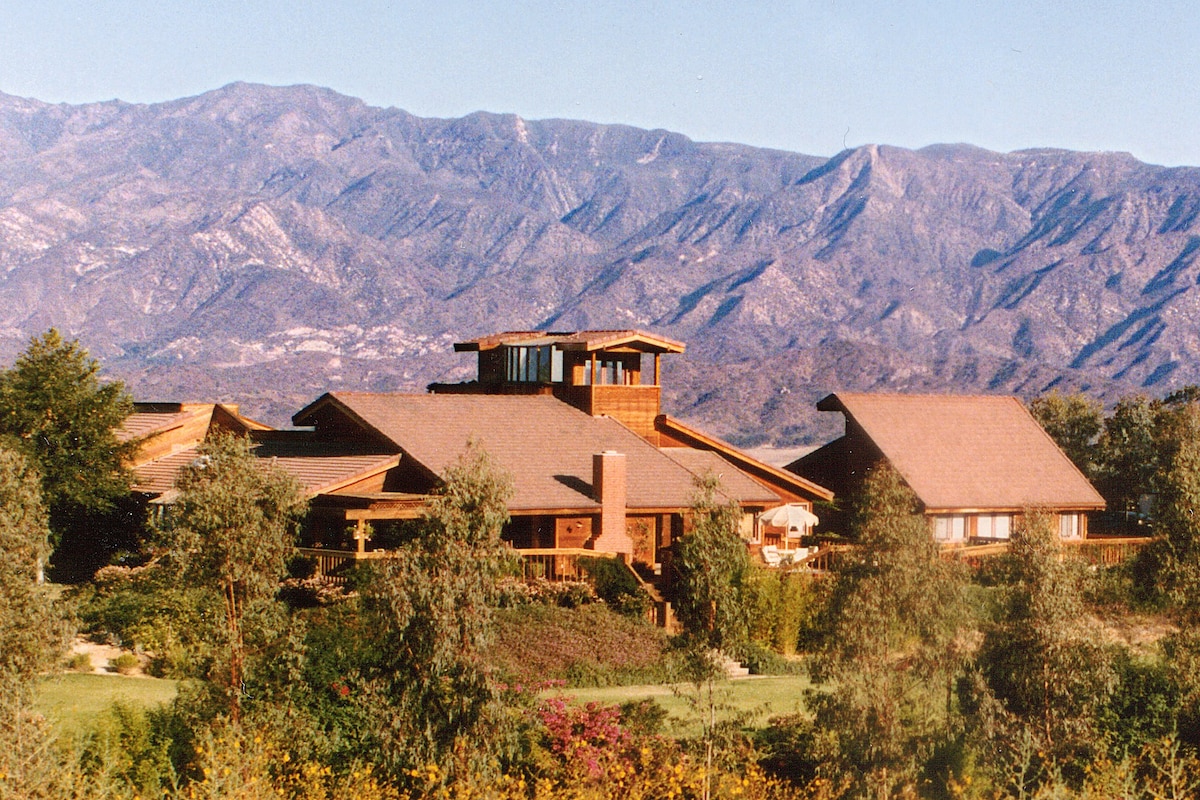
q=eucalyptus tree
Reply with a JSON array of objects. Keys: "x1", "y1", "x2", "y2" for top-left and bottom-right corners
[
  {"x1": 808, "y1": 462, "x2": 970, "y2": 799},
  {"x1": 169, "y1": 432, "x2": 307, "y2": 724},
  {"x1": 674, "y1": 472, "x2": 751, "y2": 653},
  {"x1": 972, "y1": 509, "x2": 1115, "y2": 789},
  {"x1": 0, "y1": 445, "x2": 65, "y2": 696},
  {"x1": 358, "y1": 440, "x2": 517, "y2": 781},
  {"x1": 0, "y1": 446, "x2": 72, "y2": 796}
]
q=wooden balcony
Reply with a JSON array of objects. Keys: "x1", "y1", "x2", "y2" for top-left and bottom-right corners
[
  {"x1": 295, "y1": 545, "x2": 677, "y2": 628},
  {"x1": 513, "y1": 547, "x2": 621, "y2": 582},
  {"x1": 940, "y1": 536, "x2": 1154, "y2": 568},
  {"x1": 295, "y1": 547, "x2": 394, "y2": 584}
]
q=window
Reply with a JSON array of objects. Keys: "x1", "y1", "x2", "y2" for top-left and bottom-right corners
[
  {"x1": 933, "y1": 515, "x2": 966, "y2": 543},
  {"x1": 505, "y1": 346, "x2": 563, "y2": 383},
  {"x1": 976, "y1": 514, "x2": 1012, "y2": 540},
  {"x1": 1059, "y1": 513, "x2": 1081, "y2": 540}
]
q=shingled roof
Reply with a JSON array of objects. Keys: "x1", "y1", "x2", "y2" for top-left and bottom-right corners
[
  {"x1": 453, "y1": 329, "x2": 685, "y2": 353},
  {"x1": 294, "y1": 392, "x2": 780, "y2": 513},
  {"x1": 802, "y1": 393, "x2": 1105, "y2": 513},
  {"x1": 130, "y1": 436, "x2": 399, "y2": 499}
]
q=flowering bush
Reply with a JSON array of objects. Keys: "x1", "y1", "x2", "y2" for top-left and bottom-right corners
[
  {"x1": 496, "y1": 577, "x2": 598, "y2": 608},
  {"x1": 537, "y1": 697, "x2": 632, "y2": 779}
]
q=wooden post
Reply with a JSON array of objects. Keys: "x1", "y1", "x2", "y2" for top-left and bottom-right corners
[
  {"x1": 653, "y1": 353, "x2": 661, "y2": 386},
  {"x1": 355, "y1": 519, "x2": 367, "y2": 554},
  {"x1": 591, "y1": 353, "x2": 598, "y2": 385}
]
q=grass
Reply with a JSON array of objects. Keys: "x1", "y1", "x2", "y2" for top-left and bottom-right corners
[
  {"x1": 555, "y1": 674, "x2": 813, "y2": 736},
  {"x1": 35, "y1": 672, "x2": 178, "y2": 735}
]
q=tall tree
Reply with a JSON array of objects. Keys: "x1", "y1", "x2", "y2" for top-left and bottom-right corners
[
  {"x1": 0, "y1": 445, "x2": 73, "y2": 797},
  {"x1": 0, "y1": 328, "x2": 134, "y2": 514},
  {"x1": 169, "y1": 432, "x2": 307, "y2": 724},
  {"x1": 808, "y1": 462, "x2": 969, "y2": 799},
  {"x1": 972, "y1": 509, "x2": 1114, "y2": 785},
  {"x1": 359, "y1": 441, "x2": 516, "y2": 781},
  {"x1": 673, "y1": 472, "x2": 751, "y2": 653},
  {"x1": 1028, "y1": 392, "x2": 1104, "y2": 478},
  {"x1": 1095, "y1": 394, "x2": 1160, "y2": 520},
  {"x1": 0, "y1": 329, "x2": 136, "y2": 579},
  {"x1": 0, "y1": 445, "x2": 66, "y2": 697},
  {"x1": 1147, "y1": 400, "x2": 1200, "y2": 608}
]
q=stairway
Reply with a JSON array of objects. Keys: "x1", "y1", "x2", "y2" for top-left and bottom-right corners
[{"x1": 715, "y1": 652, "x2": 751, "y2": 679}]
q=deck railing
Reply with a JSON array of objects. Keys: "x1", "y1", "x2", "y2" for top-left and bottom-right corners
[
  {"x1": 513, "y1": 547, "x2": 620, "y2": 582},
  {"x1": 1067, "y1": 536, "x2": 1155, "y2": 566},
  {"x1": 295, "y1": 545, "x2": 678, "y2": 628},
  {"x1": 297, "y1": 546, "x2": 633, "y2": 586},
  {"x1": 790, "y1": 545, "x2": 849, "y2": 573},
  {"x1": 940, "y1": 536, "x2": 1155, "y2": 568},
  {"x1": 514, "y1": 547, "x2": 676, "y2": 629},
  {"x1": 295, "y1": 548, "x2": 394, "y2": 584}
]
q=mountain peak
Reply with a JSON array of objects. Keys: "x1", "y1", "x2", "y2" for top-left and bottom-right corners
[{"x1": 0, "y1": 86, "x2": 1194, "y2": 443}]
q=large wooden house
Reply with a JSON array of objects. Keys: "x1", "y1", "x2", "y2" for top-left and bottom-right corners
[
  {"x1": 293, "y1": 330, "x2": 832, "y2": 568},
  {"x1": 787, "y1": 393, "x2": 1107, "y2": 543},
  {"x1": 119, "y1": 332, "x2": 834, "y2": 604}
]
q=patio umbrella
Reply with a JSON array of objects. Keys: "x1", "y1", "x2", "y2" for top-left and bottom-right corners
[{"x1": 758, "y1": 503, "x2": 819, "y2": 537}]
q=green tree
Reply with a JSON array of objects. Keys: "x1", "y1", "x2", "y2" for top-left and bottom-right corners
[
  {"x1": 0, "y1": 329, "x2": 136, "y2": 579},
  {"x1": 808, "y1": 462, "x2": 970, "y2": 799},
  {"x1": 1147, "y1": 401, "x2": 1200, "y2": 607},
  {"x1": 971, "y1": 509, "x2": 1115, "y2": 787},
  {"x1": 168, "y1": 432, "x2": 307, "y2": 724},
  {"x1": 0, "y1": 446, "x2": 74, "y2": 798},
  {"x1": 1028, "y1": 391, "x2": 1104, "y2": 478},
  {"x1": 358, "y1": 441, "x2": 517, "y2": 782},
  {"x1": 1095, "y1": 394, "x2": 1160, "y2": 520},
  {"x1": 0, "y1": 445, "x2": 66, "y2": 697},
  {"x1": 673, "y1": 473, "x2": 751, "y2": 653}
]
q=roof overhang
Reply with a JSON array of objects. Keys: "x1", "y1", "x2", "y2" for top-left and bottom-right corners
[
  {"x1": 656, "y1": 415, "x2": 835, "y2": 503},
  {"x1": 454, "y1": 330, "x2": 685, "y2": 355}
]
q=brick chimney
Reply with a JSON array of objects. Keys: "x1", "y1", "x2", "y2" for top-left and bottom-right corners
[{"x1": 591, "y1": 451, "x2": 632, "y2": 555}]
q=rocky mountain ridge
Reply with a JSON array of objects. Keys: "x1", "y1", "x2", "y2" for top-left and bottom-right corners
[{"x1": 1, "y1": 83, "x2": 1198, "y2": 444}]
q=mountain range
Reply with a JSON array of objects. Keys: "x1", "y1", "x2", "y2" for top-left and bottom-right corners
[{"x1": 2, "y1": 82, "x2": 1199, "y2": 445}]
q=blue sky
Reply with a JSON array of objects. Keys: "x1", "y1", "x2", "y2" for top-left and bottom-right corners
[{"x1": 2, "y1": 1, "x2": 1197, "y2": 166}]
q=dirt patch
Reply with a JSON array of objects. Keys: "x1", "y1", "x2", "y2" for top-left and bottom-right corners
[
  {"x1": 66, "y1": 635, "x2": 151, "y2": 677},
  {"x1": 1090, "y1": 612, "x2": 1178, "y2": 655}
]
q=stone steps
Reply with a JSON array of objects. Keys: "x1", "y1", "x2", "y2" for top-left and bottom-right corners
[{"x1": 715, "y1": 652, "x2": 751, "y2": 679}]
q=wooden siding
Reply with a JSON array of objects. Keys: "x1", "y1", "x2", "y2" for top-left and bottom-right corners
[
  {"x1": 555, "y1": 516, "x2": 593, "y2": 549},
  {"x1": 557, "y1": 384, "x2": 661, "y2": 442},
  {"x1": 129, "y1": 407, "x2": 217, "y2": 465}
]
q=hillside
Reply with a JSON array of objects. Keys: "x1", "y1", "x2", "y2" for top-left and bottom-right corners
[{"x1": 2, "y1": 84, "x2": 1198, "y2": 443}]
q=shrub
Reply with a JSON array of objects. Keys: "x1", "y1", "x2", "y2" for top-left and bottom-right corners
[
  {"x1": 496, "y1": 576, "x2": 598, "y2": 608},
  {"x1": 737, "y1": 642, "x2": 805, "y2": 676},
  {"x1": 743, "y1": 568, "x2": 822, "y2": 656},
  {"x1": 579, "y1": 557, "x2": 652, "y2": 618},
  {"x1": 76, "y1": 561, "x2": 218, "y2": 679},
  {"x1": 66, "y1": 651, "x2": 93, "y2": 671},
  {"x1": 110, "y1": 653, "x2": 140, "y2": 675},
  {"x1": 487, "y1": 604, "x2": 671, "y2": 687},
  {"x1": 286, "y1": 554, "x2": 317, "y2": 580}
]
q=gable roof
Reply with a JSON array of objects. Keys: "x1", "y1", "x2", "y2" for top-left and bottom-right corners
[
  {"x1": 657, "y1": 448, "x2": 783, "y2": 501},
  {"x1": 130, "y1": 437, "x2": 400, "y2": 499},
  {"x1": 454, "y1": 329, "x2": 686, "y2": 354},
  {"x1": 656, "y1": 415, "x2": 834, "y2": 503},
  {"x1": 294, "y1": 392, "x2": 778, "y2": 512},
  {"x1": 809, "y1": 393, "x2": 1104, "y2": 512},
  {"x1": 118, "y1": 402, "x2": 271, "y2": 467}
]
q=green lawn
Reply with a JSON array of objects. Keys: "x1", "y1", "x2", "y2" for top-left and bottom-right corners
[
  {"x1": 557, "y1": 674, "x2": 812, "y2": 736},
  {"x1": 36, "y1": 673, "x2": 178, "y2": 734}
]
